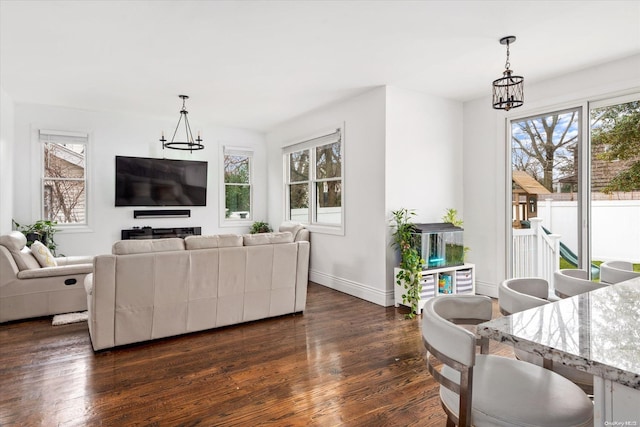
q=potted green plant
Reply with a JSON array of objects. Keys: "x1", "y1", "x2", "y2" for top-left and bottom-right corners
[
  {"x1": 12, "y1": 219, "x2": 60, "y2": 256},
  {"x1": 249, "y1": 221, "x2": 273, "y2": 234},
  {"x1": 390, "y1": 208, "x2": 424, "y2": 319},
  {"x1": 442, "y1": 208, "x2": 470, "y2": 262},
  {"x1": 442, "y1": 208, "x2": 463, "y2": 227}
]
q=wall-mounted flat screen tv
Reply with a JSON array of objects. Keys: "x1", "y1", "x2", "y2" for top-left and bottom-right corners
[{"x1": 115, "y1": 156, "x2": 208, "y2": 206}]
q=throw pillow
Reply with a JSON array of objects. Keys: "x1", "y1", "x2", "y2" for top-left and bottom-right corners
[{"x1": 31, "y1": 241, "x2": 58, "y2": 267}]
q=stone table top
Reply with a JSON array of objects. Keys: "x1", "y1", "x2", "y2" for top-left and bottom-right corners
[{"x1": 478, "y1": 277, "x2": 640, "y2": 390}]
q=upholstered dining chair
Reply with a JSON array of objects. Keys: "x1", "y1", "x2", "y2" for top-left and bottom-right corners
[
  {"x1": 497, "y1": 277, "x2": 549, "y2": 315},
  {"x1": 600, "y1": 260, "x2": 640, "y2": 284},
  {"x1": 499, "y1": 278, "x2": 594, "y2": 395},
  {"x1": 422, "y1": 294, "x2": 593, "y2": 427},
  {"x1": 554, "y1": 269, "x2": 608, "y2": 298}
]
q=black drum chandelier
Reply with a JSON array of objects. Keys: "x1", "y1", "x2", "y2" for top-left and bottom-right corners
[{"x1": 492, "y1": 36, "x2": 524, "y2": 111}]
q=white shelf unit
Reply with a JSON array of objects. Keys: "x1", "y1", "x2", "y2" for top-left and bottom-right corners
[{"x1": 394, "y1": 263, "x2": 475, "y2": 314}]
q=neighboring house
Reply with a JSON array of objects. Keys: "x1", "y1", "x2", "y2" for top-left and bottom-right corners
[
  {"x1": 555, "y1": 143, "x2": 639, "y2": 199},
  {"x1": 43, "y1": 143, "x2": 85, "y2": 223}
]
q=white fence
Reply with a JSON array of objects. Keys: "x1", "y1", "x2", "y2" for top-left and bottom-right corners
[{"x1": 537, "y1": 199, "x2": 640, "y2": 263}]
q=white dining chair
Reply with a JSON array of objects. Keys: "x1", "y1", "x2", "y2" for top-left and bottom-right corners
[
  {"x1": 422, "y1": 294, "x2": 593, "y2": 427},
  {"x1": 554, "y1": 268, "x2": 608, "y2": 298},
  {"x1": 600, "y1": 260, "x2": 640, "y2": 284},
  {"x1": 499, "y1": 278, "x2": 594, "y2": 395}
]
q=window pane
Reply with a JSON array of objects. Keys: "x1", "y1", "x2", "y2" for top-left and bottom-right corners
[
  {"x1": 590, "y1": 99, "x2": 640, "y2": 273},
  {"x1": 316, "y1": 180, "x2": 341, "y2": 224},
  {"x1": 44, "y1": 142, "x2": 85, "y2": 178},
  {"x1": 289, "y1": 183, "x2": 309, "y2": 222},
  {"x1": 43, "y1": 179, "x2": 86, "y2": 224},
  {"x1": 225, "y1": 184, "x2": 250, "y2": 219},
  {"x1": 510, "y1": 109, "x2": 581, "y2": 283},
  {"x1": 224, "y1": 155, "x2": 250, "y2": 184},
  {"x1": 316, "y1": 142, "x2": 341, "y2": 179},
  {"x1": 43, "y1": 141, "x2": 86, "y2": 225},
  {"x1": 289, "y1": 150, "x2": 309, "y2": 182}
]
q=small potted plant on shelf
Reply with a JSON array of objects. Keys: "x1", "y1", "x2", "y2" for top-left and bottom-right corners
[
  {"x1": 390, "y1": 208, "x2": 424, "y2": 319},
  {"x1": 442, "y1": 208, "x2": 470, "y2": 261},
  {"x1": 12, "y1": 219, "x2": 60, "y2": 256},
  {"x1": 249, "y1": 221, "x2": 273, "y2": 234}
]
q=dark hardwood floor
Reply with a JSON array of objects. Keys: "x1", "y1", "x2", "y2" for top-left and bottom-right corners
[{"x1": 0, "y1": 283, "x2": 511, "y2": 426}]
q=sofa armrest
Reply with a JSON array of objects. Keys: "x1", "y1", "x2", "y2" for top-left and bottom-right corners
[
  {"x1": 87, "y1": 255, "x2": 117, "y2": 351},
  {"x1": 16, "y1": 264, "x2": 93, "y2": 279},
  {"x1": 56, "y1": 255, "x2": 94, "y2": 266}
]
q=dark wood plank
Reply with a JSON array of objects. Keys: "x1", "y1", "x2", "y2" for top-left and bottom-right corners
[{"x1": 0, "y1": 283, "x2": 512, "y2": 426}]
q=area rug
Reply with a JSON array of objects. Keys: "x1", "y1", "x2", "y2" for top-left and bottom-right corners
[{"x1": 52, "y1": 311, "x2": 88, "y2": 326}]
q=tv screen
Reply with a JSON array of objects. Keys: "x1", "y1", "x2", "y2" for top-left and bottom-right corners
[{"x1": 115, "y1": 156, "x2": 208, "y2": 206}]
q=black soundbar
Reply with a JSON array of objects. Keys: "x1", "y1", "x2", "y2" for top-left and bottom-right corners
[{"x1": 133, "y1": 209, "x2": 191, "y2": 219}]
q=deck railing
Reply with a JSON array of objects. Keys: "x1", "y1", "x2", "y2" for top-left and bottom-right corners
[{"x1": 512, "y1": 218, "x2": 561, "y2": 292}]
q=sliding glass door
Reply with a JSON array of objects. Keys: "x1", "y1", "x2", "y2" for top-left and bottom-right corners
[{"x1": 508, "y1": 93, "x2": 640, "y2": 285}]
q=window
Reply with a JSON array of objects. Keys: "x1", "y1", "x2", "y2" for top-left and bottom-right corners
[
  {"x1": 284, "y1": 127, "x2": 343, "y2": 231},
  {"x1": 40, "y1": 130, "x2": 88, "y2": 225},
  {"x1": 223, "y1": 147, "x2": 253, "y2": 221}
]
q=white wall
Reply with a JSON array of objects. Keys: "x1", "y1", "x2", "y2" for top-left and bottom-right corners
[
  {"x1": 266, "y1": 86, "x2": 463, "y2": 306},
  {"x1": 385, "y1": 86, "x2": 463, "y2": 297},
  {"x1": 12, "y1": 103, "x2": 267, "y2": 256},
  {"x1": 463, "y1": 54, "x2": 640, "y2": 297},
  {"x1": 266, "y1": 87, "x2": 389, "y2": 305},
  {"x1": 0, "y1": 88, "x2": 15, "y2": 234}
]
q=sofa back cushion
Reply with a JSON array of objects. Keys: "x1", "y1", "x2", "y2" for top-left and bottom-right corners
[
  {"x1": 112, "y1": 238, "x2": 185, "y2": 255},
  {"x1": 184, "y1": 234, "x2": 243, "y2": 250},
  {"x1": 243, "y1": 232, "x2": 294, "y2": 246},
  {"x1": 279, "y1": 222, "x2": 306, "y2": 241},
  {"x1": 0, "y1": 231, "x2": 41, "y2": 270}
]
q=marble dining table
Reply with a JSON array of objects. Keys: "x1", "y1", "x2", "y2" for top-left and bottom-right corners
[{"x1": 478, "y1": 276, "x2": 640, "y2": 425}]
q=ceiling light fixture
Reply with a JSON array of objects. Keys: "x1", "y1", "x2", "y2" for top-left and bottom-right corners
[
  {"x1": 492, "y1": 36, "x2": 524, "y2": 111},
  {"x1": 160, "y1": 95, "x2": 204, "y2": 152}
]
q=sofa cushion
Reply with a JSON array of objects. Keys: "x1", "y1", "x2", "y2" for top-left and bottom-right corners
[
  {"x1": 112, "y1": 238, "x2": 186, "y2": 255},
  {"x1": 279, "y1": 222, "x2": 305, "y2": 241},
  {"x1": 243, "y1": 232, "x2": 294, "y2": 246},
  {"x1": 17, "y1": 248, "x2": 41, "y2": 270},
  {"x1": 31, "y1": 241, "x2": 58, "y2": 267},
  {"x1": 184, "y1": 234, "x2": 243, "y2": 250},
  {"x1": 0, "y1": 231, "x2": 27, "y2": 251},
  {"x1": 0, "y1": 231, "x2": 40, "y2": 270}
]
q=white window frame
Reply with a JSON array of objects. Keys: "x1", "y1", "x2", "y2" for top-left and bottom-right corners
[
  {"x1": 283, "y1": 125, "x2": 345, "y2": 236},
  {"x1": 220, "y1": 146, "x2": 254, "y2": 226},
  {"x1": 39, "y1": 129, "x2": 90, "y2": 229}
]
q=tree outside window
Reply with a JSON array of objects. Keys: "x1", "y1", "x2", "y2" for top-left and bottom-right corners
[
  {"x1": 591, "y1": 100, "x2": 640, "y2": 194},
  {"x1": 285, "y1": 128, "x2": 343, "y2": 228},
  {"x1": 42, "y1": 135, "x2": 87, "y2": 225},
  {"x1": 315, "y1": 141, "x2": 342, "y2": 224},
  {"x1": 224, "y1": 153, "x2": 251, "y2": 220}
]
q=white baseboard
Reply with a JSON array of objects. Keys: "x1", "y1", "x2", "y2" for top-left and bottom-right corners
[
  {"x1": 309, "y1": 269, "x2": 393, "y2": 307},
  {"x1": 475, "y1": 280, "x2": 498, "y2": 298}
]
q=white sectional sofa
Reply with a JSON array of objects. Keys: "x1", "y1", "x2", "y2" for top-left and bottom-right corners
[
  {"x1": 0, "y1": 231, "x2": 93, "y2": 322},
  {"x1": 85, "y1": 224, "x2": 310, "y2": 351}
]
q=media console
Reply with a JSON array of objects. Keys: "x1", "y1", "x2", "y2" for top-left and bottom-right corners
[{"x1": 121, "y1": 227, "x2": 201, "y2": 240}]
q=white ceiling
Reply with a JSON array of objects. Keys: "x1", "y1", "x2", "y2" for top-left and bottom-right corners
[{"x1": 1, "y1": 0, "x2": 639, "y2": 132}]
